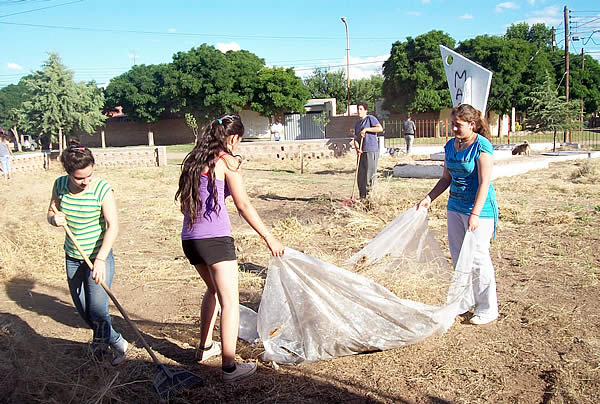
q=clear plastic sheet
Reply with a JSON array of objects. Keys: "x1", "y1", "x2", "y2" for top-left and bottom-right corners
[
  {"x1": 348, "y1": 207, "x2": 449, "y2": 274},
  {"x1": 239, "y1": 211, "x2": 478, "y2": 365}
]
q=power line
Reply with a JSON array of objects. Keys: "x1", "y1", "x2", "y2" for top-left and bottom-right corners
[
  {"x1": 0, "y1": 21, "x2": 402, "y2": 41},
  {"x1": 0, "y1": 0, "x2": 83, "y2": 18}
]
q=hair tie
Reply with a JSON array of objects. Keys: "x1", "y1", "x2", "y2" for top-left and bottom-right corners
[
  {"x1": 71, "y1": 146, "x2": 85, "y2": 151},
  {"x1": 217, "y1": 119, "x2": 222, "y2": 125}
]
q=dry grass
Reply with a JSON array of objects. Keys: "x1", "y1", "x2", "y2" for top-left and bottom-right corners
[{"x1": 0, "y1": 154, "x2": 599, "y2": 403}]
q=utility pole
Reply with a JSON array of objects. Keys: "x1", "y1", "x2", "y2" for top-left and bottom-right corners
[
  {"x1": 564, "y1": 6, "x2": 570, "y2": 142},
  {"x1": 341, "y1": 17, "x2": 350, "y2": 117},
  {"x1": 551, "y1": 26, "x2": 556, "y2": 52},
  {"x1": 581, "y1": 48, "x2": 584, "y2": 139}
]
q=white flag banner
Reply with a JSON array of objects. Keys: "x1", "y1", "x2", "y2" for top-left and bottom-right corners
[{"x1": 440, "y1": 45, "x2": 493, "y2": 115}]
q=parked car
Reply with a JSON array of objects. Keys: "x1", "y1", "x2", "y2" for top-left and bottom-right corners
[{"x1": 21, "y1": 134, "x2": 38, "y2": 151}]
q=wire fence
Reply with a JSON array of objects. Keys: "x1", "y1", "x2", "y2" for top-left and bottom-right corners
[{"x1": 382, "y1": 119, "x2": 600, "y2": 150}]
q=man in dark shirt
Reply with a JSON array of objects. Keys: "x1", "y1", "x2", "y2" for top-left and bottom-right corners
[
  {"x1": 353, "y1": 102, "x2": 383, "y2": 199},
  {"x1": 41, "y1": 135, "x2": 52, "y2": 170}
]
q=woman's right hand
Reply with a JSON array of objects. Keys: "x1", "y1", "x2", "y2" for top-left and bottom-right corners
[
  {"x1": 265, "y1": 235, "x2": 285, "y2": 257},
  {"x1": 417, "y1": 195, "x2": 432, "y2": 211}
]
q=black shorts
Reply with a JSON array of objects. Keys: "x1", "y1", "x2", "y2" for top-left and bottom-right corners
[{"x1": 182, "y1": 236, "x2": 237, "y2": 266}]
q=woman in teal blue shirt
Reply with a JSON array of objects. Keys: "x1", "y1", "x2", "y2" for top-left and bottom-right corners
[{"x1": 417, "y1": 104, "x2": 499, "y2": 325}]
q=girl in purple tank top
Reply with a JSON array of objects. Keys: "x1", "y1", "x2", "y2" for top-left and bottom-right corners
[{"x1": 176, "y1": 114, "x2": 284, "y2": 383}]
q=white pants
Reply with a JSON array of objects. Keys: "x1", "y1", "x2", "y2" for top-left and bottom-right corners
[{"x1": 447, "y1": 210, "x2": 498, "y2": 320}]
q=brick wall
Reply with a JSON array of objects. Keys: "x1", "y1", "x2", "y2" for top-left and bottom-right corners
[
  {"x1": 75, "y1": 118, "x2": 194, "y2": 147},
  {"x1": 237, "y1": 138, "x2": 354, "y2": 161},
  {"x1": 9, "y1": 146, "x2": 167, "y2": 173}
]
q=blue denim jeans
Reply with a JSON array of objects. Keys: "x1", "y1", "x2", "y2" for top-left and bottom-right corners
[
  {"x1": 65, "y1": 250, "x2": 123, "y2": 348},
  {"x1": 0, "y1": 155, "x2": 11, "y2": 174}
]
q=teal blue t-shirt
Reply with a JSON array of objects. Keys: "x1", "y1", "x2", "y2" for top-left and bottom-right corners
[{"x1": 445, "y1": 135, "x2": 498, "y2": 225}]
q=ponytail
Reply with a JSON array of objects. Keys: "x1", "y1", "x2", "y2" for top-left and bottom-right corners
[{"x1": 60, "y1": 139, "x2": 95, "y2": 174}]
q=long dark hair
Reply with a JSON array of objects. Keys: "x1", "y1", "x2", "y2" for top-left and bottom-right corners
[
  {"x1": 60, "y1": 139, "x2": 95, "y2": 174},
  {"x1": 176, "y1": 114, "x2": 244, "y2": 227},
  {"x1": 452, "y1": 104, "x2": 491, "y2": 139}
]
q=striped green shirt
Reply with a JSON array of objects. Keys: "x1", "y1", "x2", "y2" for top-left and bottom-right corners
[{"x1": 53, "y1": 175, "x2": 113, "y2": 260}]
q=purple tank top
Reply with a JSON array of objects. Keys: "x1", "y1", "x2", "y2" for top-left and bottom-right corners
[{"x1": 181, "y1": 174, "x2": 232, "y2": 240}]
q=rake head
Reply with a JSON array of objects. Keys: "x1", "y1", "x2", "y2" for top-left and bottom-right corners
[{"x1": 153, "y1": 365, "x2": 203, "y2": 401}]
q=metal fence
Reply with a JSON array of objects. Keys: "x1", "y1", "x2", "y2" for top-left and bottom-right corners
[
  {"x1": 383, "y1": 119, "x2": 600, "y2": 149},
  {"x1": 284, "y1": 112, "x2": 326, "y2": 141}
]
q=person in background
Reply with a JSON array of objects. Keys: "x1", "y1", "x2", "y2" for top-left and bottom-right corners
[
  {"x1": 403, "y1": 115, "x2": 416, "y2": 154},
  {"x1": 47, "y1": 140, "x2": 129, "y2": 364},
  {"x1": 0, "y1": 133, "x2": 14, "y2": 181},
  {"x1": 41, "y1": 134, "x2": 52, "y2": 170},
  {"x1": 353, "y1": 102, "x2": 383, "y2": 199},
  {"x1": 417, "y1": 103, "x2": 499, "y2": 325},
  {"x1": 176, "y1": 114, "x2": 284, "y2": 383},
  {"x1": 270, "y1": 118, "x2": 284, "y2": 141}
]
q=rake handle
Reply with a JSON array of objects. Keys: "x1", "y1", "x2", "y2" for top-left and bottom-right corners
[
  {"x1": 350, "y1": 136, "x2": 364, "y2": 200},
  {"x1": 51, "y1": 204, "x2": 163, "y2": 367}
]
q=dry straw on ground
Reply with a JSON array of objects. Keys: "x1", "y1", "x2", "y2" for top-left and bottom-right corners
[{"x1": 0, "y1": 152, "x2": 599, "y2": 403}]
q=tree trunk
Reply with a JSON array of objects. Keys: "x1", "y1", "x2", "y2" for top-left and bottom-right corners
[
  {"x1": 58, "y1": 127, "x2": 63, "y2": 154},
  {"x1": 101, "y1": 129, "x2": 106, "y2": 148},
  {"x1": 10, "y1": 127, "x2": 21, "y2": 152},
  {"x1": 553, "y1": 130, "x2": 557, "y2": 152}
]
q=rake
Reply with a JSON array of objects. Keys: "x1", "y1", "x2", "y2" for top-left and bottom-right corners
[
  {"x1": 51, "y1": 205, "x2": 203, "y2": 400},
  {"x1": 342, "y1": 136, "x2": 364, "y2": 207}
]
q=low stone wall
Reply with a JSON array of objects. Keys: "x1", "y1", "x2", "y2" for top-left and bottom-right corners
[
  {"x1": 238, "y1": 138, "x2": 354, "y2": 161},
  {"x1": 9, "y1": 146, "x2": 167, "y2": 173}
]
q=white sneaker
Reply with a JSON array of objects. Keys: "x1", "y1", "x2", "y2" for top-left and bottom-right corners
[
  {"x1": 222, "y1": 362, "x2": 257, "y2": 383},
  {"x1": 111, "y1": 339, "x2": 129, "y2": 366},
  {"x1": 195, "y1": 341, "x2": 222, "y2": 361},
  {"x1": 470, "y1": 315, "x2": 497, "y2": 325}
]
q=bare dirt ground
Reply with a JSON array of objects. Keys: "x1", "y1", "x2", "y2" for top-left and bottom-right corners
[{"x1": 0, "y1": 150, "x2": 599, "y2": 403}]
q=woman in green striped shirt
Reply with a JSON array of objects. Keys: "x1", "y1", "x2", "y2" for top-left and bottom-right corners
[{"x1": 47, "y1": 140, "x2": 128, "y2": 365}]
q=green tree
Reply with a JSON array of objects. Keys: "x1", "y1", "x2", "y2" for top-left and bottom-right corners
[
  {"x1": 457, "y1": 35, "x2": 533, "y2": 114},
  {"x1": 303, "y1": 69, "x2": 348, "y2": 114},
  {"x1": 0, "y1": 80, "x2": 30, "y2": 151},
  {"x1": 566, "y1": 54, "x2": 600, "y2": 116},
  {"x1": 251, "y1": 66, "x2": 310, "y2": 118},
  {"x1": 350, "y1": 75, "x2": 383, "y2": 113},
  {"x1": 105, "y1": 63, "x2": 178, "y2": 124},
  {"x1": 382, "y1": 30, "x2": 455, "y2": 113},
  {"x1": 185, "y1": 112, "x2": 199, "y2": 142},
  {"x1": 20, "y1": 53, "x2": 106, "y2": 151},
  {"x1": 172, "y1": 44, "x2": 252, "y2": 119},
  {"x1": 524, "y1": 72, "x2": 581, "y2": 150},
  {"x1": 226, "y1": 49, "x2": 265, "y2": 110}
]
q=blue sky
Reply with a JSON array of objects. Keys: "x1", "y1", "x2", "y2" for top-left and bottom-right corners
[{"x1": 1, "y1": 0, "x2": 598, "y2": 88}]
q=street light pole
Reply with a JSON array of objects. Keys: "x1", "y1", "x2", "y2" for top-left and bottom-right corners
[{"x1": 341, "y1": 17, "x2": 350, "y2": 117}]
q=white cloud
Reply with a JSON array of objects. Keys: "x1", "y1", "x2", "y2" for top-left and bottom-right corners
[
  {"x1": 422, "y1": 0, "x2": 431, "y2": 4},
  {"x1": 216, "y1": 42, "x2": 241, "y2": 52},
  {"x1": 168, "y1": 28, "x2": 176, "y2": 33},
  {"x1": 527, "y1": 0, "x2": 535, "y2": 4},
  {"x1": 517, "y1": 6, "x2": 562, "y2": 26},
  {"x1": 7, "y1": 62, "x2": 22, "y2": 70},
  {"x1": 407, "y1": 11, "x2": 422, "y2": 16},
  {"x1": 496, "y1": 2, "x2": 519, "y2": 13},
  {"x1": 460, "y1": 14, "x2": 474, "y2": 19}
]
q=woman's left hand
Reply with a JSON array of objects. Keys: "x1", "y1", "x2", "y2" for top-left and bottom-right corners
[
  {"x1": 468, "y1": 214, "x2": 480, "y2": 232},
  {"x1": 265, "y1": 236, "x2": 285, "y2": 257},
  {"x1": 92, "y1": 259, "x2": 106, "y2": 285}
]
